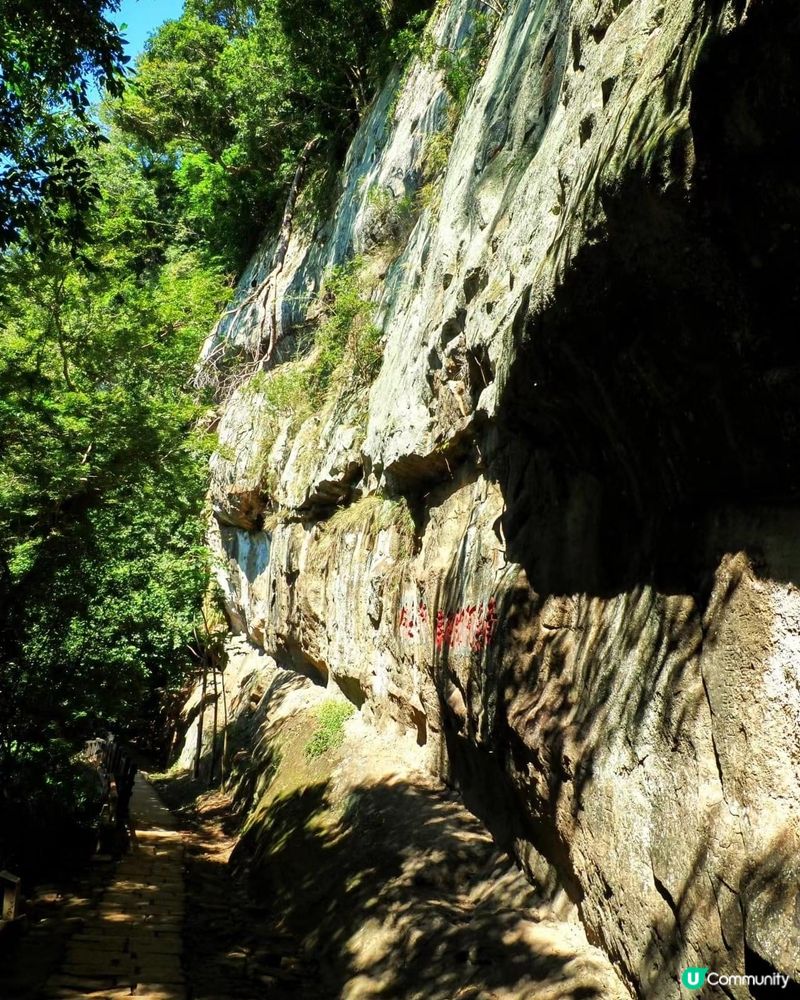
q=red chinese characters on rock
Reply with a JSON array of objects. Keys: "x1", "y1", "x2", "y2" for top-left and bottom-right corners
[
  {"x1": 398, "y1": 601, "x2": 429, "y2": 641},
  {"x1": 435, "y1": 599, "x2": 498, "y2": 652},
  {"x1": 398, "y1": 598, "x2": 498, "y2": 651}
]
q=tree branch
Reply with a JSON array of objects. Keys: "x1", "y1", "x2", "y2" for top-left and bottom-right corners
[{"x1": 258, "y1": 134, "x2": 321, "y2": 364}]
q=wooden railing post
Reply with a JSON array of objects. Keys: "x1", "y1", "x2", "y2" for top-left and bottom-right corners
[
  {"x1": 0, "y1": 870, "x2": 21, "y2": 922},
  {"x1": 86, "y1": 736, "x2": 138, "y2": 844}
]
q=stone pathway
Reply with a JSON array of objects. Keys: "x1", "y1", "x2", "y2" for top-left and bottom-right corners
[{"x1": 43, "y1": 777, "x2": 186, "y2": 1000}]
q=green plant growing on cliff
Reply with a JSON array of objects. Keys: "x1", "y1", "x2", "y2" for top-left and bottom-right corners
[
  {"x1": 417, "y1": 127, "x2": 455, "y2": 215},
  {"x1": 437, "y1": 10, "x2": 498, "y2": 113},
  {"x1": 424, "y1": 128, "x2": 454, "y2": 177},
  {"x1": 367, "y1": 185, "x2": 419, "y2": 248},
  {"x1": 240, "y1": 349, "x2": 324, "y2": 488},
  {"x1": 387, "y1": 6, "x2": 440, "y2": 119},
  {"x1": 247, "y1": 362, "x2": 316, "y2": 429},
  {"x1": 392, "y1": 4, "x2": 500, "y2": 128},
  {"x1": 241, "y1": 259, "x2": 383, "y2": 493},
  {"x1": 323, "y1": 494, "x2": 382, "y2": 539},
  {"x1": 384, "y1": 496, "x2": 416, "y2": 553},
  {"x1": 389, "y1": 8, "x2": 439, "y2": 66},
  {"x1": 215, "y1": 441, "x2": 237, "y2": 463},
  {"x1": 243, "y1": 358, "x2": 318, "y2": 497},
  {"x1": 304, "y1": 699, "x2": 355, "y2": 759},
  {"x1": 322, "y1": 493, "x2": 415, "y2": 558},
  {"x1": 387, "y1": 6, "x2": 500, "y2": 220},
  {"x1": 314, "y1": 258, "x2": 383, "y2": 393}
]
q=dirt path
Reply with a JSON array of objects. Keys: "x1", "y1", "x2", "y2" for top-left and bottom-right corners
[
  {"x1": 6, "y1": 687, "x2": 628, "y2": 1000},
  {"x1": 3, "y1": 771, "x2": 310, "y2": 1000},
  {"x1": 160, "y1": 782, "x2": 314, "y2": 999},
  {"x1": 42, "y1": 777, "x2": 186, "y2": 1000}
]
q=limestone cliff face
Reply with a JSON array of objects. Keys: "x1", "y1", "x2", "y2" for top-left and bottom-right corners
[{"x1": 199, "y1": 0, "x2": 800, "y2": 995}]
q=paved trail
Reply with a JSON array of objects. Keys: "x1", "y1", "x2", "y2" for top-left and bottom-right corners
[{"x1": 44, "y1": 777, "x2": 186, "y2": 1000}]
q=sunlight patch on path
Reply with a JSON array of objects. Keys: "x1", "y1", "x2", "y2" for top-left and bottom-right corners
[{"x1": 43, "y1": 777, "x2": 186, "y2": 999}]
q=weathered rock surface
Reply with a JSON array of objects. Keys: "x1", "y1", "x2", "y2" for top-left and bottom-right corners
[
  {"x1": 193, "y1": 0, "x2": 800, "y2": 996},
  {"x1": 175, "y1": 647, "x2": 628, "y2": 999}
]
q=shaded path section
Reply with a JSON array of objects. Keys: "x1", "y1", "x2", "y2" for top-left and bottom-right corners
[{"x1": 44, "y1": 777, "x2": 185, "y2": 999}]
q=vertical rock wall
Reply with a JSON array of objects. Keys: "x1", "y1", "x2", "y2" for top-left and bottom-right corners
[{"x1": 199, "y1": 0, "x2": 800, "y2": 995}]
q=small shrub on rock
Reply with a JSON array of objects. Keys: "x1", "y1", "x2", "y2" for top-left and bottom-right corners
[{"x1": 304, "y1": 700, "x2": 355, "y2": 759}]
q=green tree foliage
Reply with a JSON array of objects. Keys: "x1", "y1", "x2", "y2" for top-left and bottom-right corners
[
  {"x1": 0, "y1": 0, "x2": 127, "y2": 248},
  {"x1": 0, "y1": 0, "x2": 437, "y2": 876},
  {"x1": 0, "y1": 133, "x2": 230, "y2": 872},
  {"x1": 112, "y1": 0, "x2": 435, "y2": 268}
]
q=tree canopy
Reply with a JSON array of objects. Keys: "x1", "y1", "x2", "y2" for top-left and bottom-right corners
[
  {"x1": 0, "y1": 0, "x2": 128, "y2": 248},
  {"x1": 113, "y1": 0, "x2": 434, "y2": 266},
  {"x1": 0, "y1": 0, "x2": 435, "y2": 873},
  {"x1": 0, "y1": 127, "x2": 229, "y2": 871}
]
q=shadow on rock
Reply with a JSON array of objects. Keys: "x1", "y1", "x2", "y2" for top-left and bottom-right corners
[{"x1": 232, "y1": 775, "x2": 621, "y2": 999}]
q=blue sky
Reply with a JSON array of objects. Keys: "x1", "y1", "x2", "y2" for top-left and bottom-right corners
[
  {"x1": 114, "y1": 0, "x2": 185, "y2": 61},
  {"x1": 88, "y1": 0, "x2": 183, "y2": 102}
]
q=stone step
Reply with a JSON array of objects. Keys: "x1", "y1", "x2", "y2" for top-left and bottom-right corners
[
  {"x1": 69, "y1": 928, "x2": 182, "y2": 941},
  {"x1": 44, "y1": 986, "x2": 184, "y2": 999},
  {"x1": 46, "y1": 777, "x2": 188, "y2": 999}
]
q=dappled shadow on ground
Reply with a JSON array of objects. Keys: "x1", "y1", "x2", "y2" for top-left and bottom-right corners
[
  {"x1": 0, "y1": 864, "x2": 113, "y2": 1000},
  {"x1": 179, "y1": 785, "x2": 317, "y2": 999},
  {"x1": 229, "y1": 775, "x2": 619, "y2": 1000}
]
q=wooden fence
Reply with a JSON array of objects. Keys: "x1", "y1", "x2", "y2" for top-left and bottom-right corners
[
  {"x1": 0, "y1": 740, "x2": 137, "y2": 931},
  {"x1": 0, "y1": 870, "x2": 21, "y2": 928},
  {"x1": 85, "y1": 737, "x2": 137, "y2": 834}
]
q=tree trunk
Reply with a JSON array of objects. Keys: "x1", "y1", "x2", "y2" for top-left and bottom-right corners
[
  {"x1": 193, "y1": 654, "x2": 207, "y2": 781},
  {"x1": 209, "y1": 661, "x2": 219, "y2": 787},
  {"x1": 220, "y1": 665, "x2": 229, "y2": 788}
]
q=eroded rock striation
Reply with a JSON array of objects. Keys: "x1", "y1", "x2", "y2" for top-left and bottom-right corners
[{"x1": 192, "y1": 0, "x2": 800, "y2": 995}]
